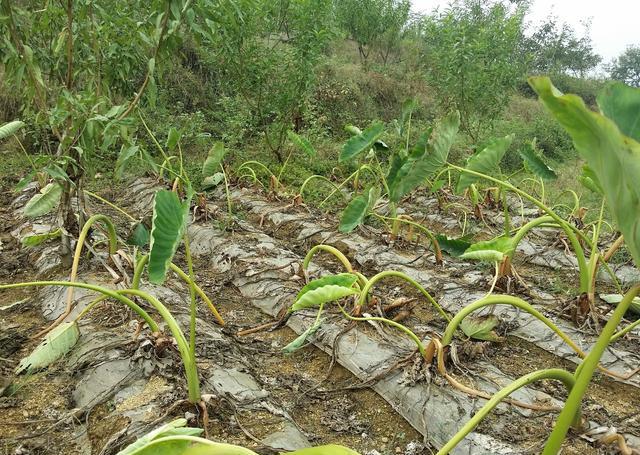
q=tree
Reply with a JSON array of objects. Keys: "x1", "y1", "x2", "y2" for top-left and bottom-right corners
[
  {"x1": 525, "y1": 17, "x2": 601, "y2": 77},
  {"x1": 420, "y1": 0, "x2": 527, "y2": 140},
  {"x1": 335, "y1": 0, "x2": 410, "y2": 67},
  {"x1": 608, "y1": 45, "x2": 640, "y2": 87}
]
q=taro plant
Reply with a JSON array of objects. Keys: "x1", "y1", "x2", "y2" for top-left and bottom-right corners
[
  {"x1": 115, "y1": 418, "x2": 360, "y2": 455},
  {"x1": 299, "y1": 104, "x2": 461, "y2": 264}
]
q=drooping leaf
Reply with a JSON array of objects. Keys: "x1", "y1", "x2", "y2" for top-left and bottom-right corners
[
  {"x1": 116, "y1": 419, "x2": 203, "y2": 455},
  {"x1": 115, "y1": 144, "x2": 140, "y2": 180},
  {"x1": 23, "y1": 182, "x2": 63, "y2": 217},
  {"x1": 456, "y1": 135, "x2": 513, "y2": 193},
  {"x1": 597, "y1": 82, "x2": 640, "y2": 142},
  {"x1": 460, "y1": 236, "x2": 514, "y2": 263},
  {"x1": 291, "y1": 285, "x2": 359, "y2": 312},
  {"x1": 600, "y1": 294, "x2": 640, "y2": 315},
  {"x1": 435, "y1": 234, "x2": 472, "y2": 257},
  {"x1": 43, "y1": 163, "x2": 73, "y2": 185},
  {"x1": 0, "y1": 120, "x2": 25, "y2": 140},
  {"x1": 339, "y1": 121, "x2": 384, "y2": 162},
  {"x1": 148, "y1": 190, "x2": 189, "y2": 284},
  {"x1": 407, "y1": 128, "x2": 432, "y2": 159},
  {"x1": 344, "y1": 124, "x2": 362, "y2": 136},
  {"x1": 399, "y1": 98, "x2": 418, "y2": 138},
  {"x1": 166, "y1": 128, "x2": 181, "y2": 151},
  {"x1": 202, "y1": 173, "x2": 225, "y2": 190},
  {"x1": 21, "y1": 228, "x2": 62, "y2": 248},
  {"x1": 287, "y1": 130, "x2": 317, "y2": 157},
  {"x1": 202, "y1": 142, "x2": 227, "y2": 178},
  {"x1": 388, "y1": 112, "x2": 460, "y2": 202},
  {"x1": 460, "y1": 315, "x2": 502, "y2": 342},
  {"x1": 530, "y1": 77, "x2": 640, "y2": 267},
  {"x1": 128, "y1": 222, "x2": 150, "y2": 248},
  {"x1": 16, "y1": 322, "x2": 79, "y2": 374},
  {"x1": 282, "y1": 317, "x2": 326, "y2": 353},
  {"x1": 519, "y1": 139, "x2": 557, "y2": 180},
  {"x1": 578, "y1": 165, "x2": 603, "y2": 194},
  {"x1": 338, "y1": 187, "x2": 378, "y2": 233},
  {"x1": 15, "y1": 171, "x2": 35, "y2": 192},
  {"x1": 296, "y1": 274, "x2": 358, "y2": 302}
]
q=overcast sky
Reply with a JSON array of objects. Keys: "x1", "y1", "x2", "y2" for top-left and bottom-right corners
[{"x1": 410, "y1": 0, "x2": 640, "y2": 62}]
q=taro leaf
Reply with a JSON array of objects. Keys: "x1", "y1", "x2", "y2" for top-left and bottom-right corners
[
  {"x1": 530, "y1": 77, "x2": 640, "y2": 267},
  {"x1": 183, "y1": 443, "x2": 259, "y2": 455},
  {"x1": 43, "y1": 163, "x2": 73, "y2": 185},
  {"x1": 430, "y1": 179, "x2": 446, "y2": 193},
  {"x1": 291, "y1": 285, "x2": 359, "y2": 312},
  {"x1": 21, "y1": 228, "x2": 61, "y2": 248},
  {"x1": 295, "y1": 273, "x2": 358, "y2": 302},
  {"x1": 339, "y1": 121, "x2": 384, "y2": 162},
  {"x1": 519, "y1": 139, "x2": 557, "y2": 180},
  {"x1": 338, "y1": 187, "x2": 378, "y2": 233},
  {"x1": 600, "y1": 294, "x2": 640, "y2": 315},
  {"x1": 578, "y1": 165, "x2": 603, "y2": 194},
  {"x1": 202, "y1": 173, "x2": 224, "y2": 190},
  {"x1": 202, "y1": 142, "x2": 227, "y2": 178},
  {"x1": 115, "y1": 144, "x2": 140, "y2": 179},
  {"x1": 166, "y1": 127, "x2": 181, "y2": 151},
  {"x1": 399, "y1": 98, "x2": 418, "y2": 137},
  {"x1": 460, "y1": 315, "x2": 502, "y2": 342},
  {"x1": 388, "y1": 112, "x2": 459, "y2": 202},
  {"x1": 435, "y1": 234, "x2": 472, "y2": 257},
  {"x1": 408, "y1": 129, "x2": 431, "y2": 159},
  {"x1": 15, "y1": 171, "x2": 35, "y2": 192},
  {"x1": 0, "y1": 120, "x2": 25, "y2": 140},
  {"x1": 286, "y1": 446, "x2": 362, "y2": 455},
  {"x1": 148, "y1": 190, "x2": 189, "y2": 284},
  {"x1": 282, "y1": 317, "x2": 326, "y2": 353},
  {"x1": 116, "y1": 418, "x2": 203, "y2": 455},
  {"x1": 597, "y1": 82, "x2": 640, "y2": 142},
  {"x1": 16, "y1": 321, "x2": 79, "y2": 374},
  {"x1": 23, "y1": 182, "x2": 63, "y2": 217},
  {"x1": 460, "y1": 236, "x2": 514, "y2": 263},
  {"x1": 287, "y1": 130, "x2": 317, "y2": 157},
  {"x1": 456, "y1": 134, "x2": 513, "y2": 193},
  {"x1": 344, "y1": 124, "x2": 362, "y2": 136},
  {"x1": 128, "y1": 222, "x2": 150, "y2": 248}
]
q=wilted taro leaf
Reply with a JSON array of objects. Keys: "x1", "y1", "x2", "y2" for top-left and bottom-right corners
[
  {"x1": 519, "y1": 139, "x2": 557, "y2": 180},
  {"x1": 21, "y1": 228, "x2": 62, "y2": 248},
  {"x1": 202, "y1": 142, "x2": 227, "y2": 178},
  {"x1": 460, "y1": 236, "x2": 514, "y2": 263},
  {"x1": 460, "y1": 315, "x2": 502, "y2": 342},
  {"x1": 287, "y1": 130, "x2": 317, "y2": 157},
  {"x1": 127, "y1": 222, "x2": 150, "y2": 248},
  {"x1": 282, "y1": 317, "x2": 326, "y2": 353},
  {"x1": 116, "y1": 418, "x2": 204, "y2": 455},
  {"x1": 600, "y1": 294, "x2": 640, "y2": 315},
  {"x1": 23, "y1": 182, "x2": 63, "y2": 217},
  {"x1": 16, "y1": 321, "x2": 80, "y2": 374},
  {"x1": 202, "y1": 172, "x2": 225, "y2": 190}
]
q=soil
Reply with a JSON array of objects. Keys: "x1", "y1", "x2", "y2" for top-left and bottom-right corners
[{"x1": 0, "y1": 178, "x2": 638, "y2": 455}]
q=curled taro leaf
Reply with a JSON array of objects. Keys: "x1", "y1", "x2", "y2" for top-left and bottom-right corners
[
  {"x1": 519, "y1": 139, "x2": 557, "y2": 180},
  {"x1": 23, "y1": 182, "x2": 63, "y2": 217},
  {"x1": 128, "y1": 222, "x2": 150, "y2": 248},
  {"x1": 460, "y1": 315, "x2": 502, "y2": 342},
  {"x1": 339, "y1": 187, "x2": 379, "y2": 233},
  {"x1": 287, "y1": 130, "x2": 317, "y2": 157},
  {"x1": 435, "y1": 234, "x2": 472, "y2": 257},
  {"x1": 0, "y1": 120, "x2": 25, "y2": 140},
  {"x1": 460, "y1": 236, "x2": 514, "y2": 263},
  {"x1": 291, "y1": 274, "x2": 359, "y2": 313},
  {"x1": 21, "y1": 228, "x2": 62, "y2": 247}
]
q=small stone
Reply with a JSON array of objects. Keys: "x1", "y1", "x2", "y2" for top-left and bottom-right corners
[{"x1": 381, "y1": 437, "x2": 389, "y2": 443}]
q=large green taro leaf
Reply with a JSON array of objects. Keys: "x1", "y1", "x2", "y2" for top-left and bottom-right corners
[
  {"x1": 530, "y1": 76, "x2": 640, "y2": 268},
  {"x1": 597, "y1": 82, "x2": 640, "y2": 142},
  {"x1": 148, "y1": 190, "x2": 189, "y2": 284},
  {"x1": 339, "y1": 186, "x2": 379, "y2": 233},
  {"x1": 460, "y1": 236, "x2": 515, "y2": 263},
  {"x1": 456, "y1": 135, "x2": 513, "y2": 193},
  {"x1": 23, "y1": 182, "x2": 63, "y2": 217}
]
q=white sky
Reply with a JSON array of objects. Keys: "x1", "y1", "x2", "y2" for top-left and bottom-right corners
[{"x1": 410, "y1": 0, "x2": 640, "y2": 62}]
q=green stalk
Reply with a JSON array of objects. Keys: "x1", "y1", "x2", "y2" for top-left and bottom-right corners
[
  {"x1": 441, "y1": 295, "x2": 581, "y2": 355},
  {"x1": 84, "y1": 190, "x2": 137, "y2": 222},
  {"x1": 373, "y1": 213, "x2": 443, "y2": 263},
  {"x1": 131, "y1": 254, "x2": 225, "y2": 326},
  {"x1": 0, "y1": 281, "x2": 158, "y2": 333},
  {"x1": 183, "y1": 232, "x2": 197, "y2": 356},
  {"x1": 437, "y1": 369, "x2": 578, "y2": 455},
  {"x1": 299, "y1": 175, "x2": 348, "y2": 202},
  {"x1": 543, "y1": 286, "x2": 640, "y2": 453},
  {"x1": 303, "y1": 244, "x2": 356, "y2": 274},
  {"x1": 337, "y1": 304, "x2": 426, "y2": 357},
  {"x1": 237, "y1": 161, "x2": 277, "y2": 184},
  {"x1": 357, "y1": 270, "x2": 449, "y2": 322},
  {"x1": 319, "y1": 164, "x2": 379, "y2": 207},
  {"x1": 221, "y1": 163, "x2": 233, "y2": 219},
  {"x1": 449, "y1": 164, "x2": 590, "y2": 293}
]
